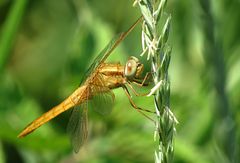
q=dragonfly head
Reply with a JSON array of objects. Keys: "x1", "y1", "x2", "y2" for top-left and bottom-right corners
[{"x1": 124, "y1": 56, "x2": 144, "y2": 81}]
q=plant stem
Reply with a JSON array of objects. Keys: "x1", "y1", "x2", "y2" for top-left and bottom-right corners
[{"x1": 135, "y1": 0, "x2": 177, "y2": 162}]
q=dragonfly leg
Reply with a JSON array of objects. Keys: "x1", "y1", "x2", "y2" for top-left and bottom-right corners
[
  {"x1": 132, "y1": 72, "x2": 152, "y2": 87},
  {"x1": 123, "y1": 85, "x2": 155, "y2": 114},
  {"x1": 127, "y1": 82, "x2": 150, "y2": 97},
  {"x1": 122, "y1": 86, "x2": 156, "y2": 123},
  {"x1": 126, "y1": 72, "x2": 153, "y2": 97}
]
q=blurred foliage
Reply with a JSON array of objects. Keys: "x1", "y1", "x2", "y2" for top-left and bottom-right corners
[{"x1": 0, "y1": 0, "x2": 239, "y2": 162}]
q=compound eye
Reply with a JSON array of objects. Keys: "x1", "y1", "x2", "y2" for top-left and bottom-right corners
[{"x1": 124, "y1": 59, "x2": 137, "y2": 79}]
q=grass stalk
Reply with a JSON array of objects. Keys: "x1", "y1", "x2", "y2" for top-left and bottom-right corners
[{"x1": 134, "y1": 0, "x2": 177, "y2": 162}]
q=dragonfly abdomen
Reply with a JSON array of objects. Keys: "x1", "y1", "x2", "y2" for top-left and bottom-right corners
[{"x1": 17, "y1": 86, "x2": 89, "y2": 138}]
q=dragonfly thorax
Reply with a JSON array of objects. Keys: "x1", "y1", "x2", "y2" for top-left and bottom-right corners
[{"x1": 124, "y1": 56, "x2": 144, "y2": 81}]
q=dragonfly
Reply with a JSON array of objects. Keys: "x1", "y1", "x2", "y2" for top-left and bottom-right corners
[{"x1": 18, "y1": 17, "x2": 153, "y2": 153}]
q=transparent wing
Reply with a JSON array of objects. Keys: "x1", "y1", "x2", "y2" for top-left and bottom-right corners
[
  {"x1": 80, "y1": 33, "x2": 123, "y2": 84},
  {"x1": 67, "y1": 103, "x2": 88, "y2": 153},
  {"x1": 89, "y1": 73, "x2": 115, "y2": 115},
  {"x1": 89, "y1": 74, "x2": 115, "y2": 115},
  {"x1": 90, "y1": 88, "x2": 114, "y2": 115},
  {"x1": 80, "y1": 17, "x2": 142, "y2": 84}
]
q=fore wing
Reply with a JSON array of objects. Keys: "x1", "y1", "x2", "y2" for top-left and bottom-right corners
[
  {"x1": 99, "y1": 16, "x2": 143, "y2": 64},
  {"x1": 81, "y1": 16, "x2": 142, "y2": 84}
]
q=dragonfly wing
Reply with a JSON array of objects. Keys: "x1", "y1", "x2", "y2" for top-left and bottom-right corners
[
  {"x1": 89, "y1": 73, "x2": 115, "y2": 115},
  {"x1": 80, "y1": 17, "x2": 142, "y2": 84},
  {"x1": 67, "y1": 104, "x2": 88, "y2": 153},
  {"x1": 90, "y1": 86, "x2": 115, "y2": 115},
  {"x1": 80, "y1": 34, "x2": 122, "y2": 84},
  {"x1": 97, "y1": 17, "x2": 143, "y2": 64}
]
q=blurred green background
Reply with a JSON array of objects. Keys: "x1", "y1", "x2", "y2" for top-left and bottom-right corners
[{"x1": 0, "y1": 0, "x2": 239, "y2": 162}]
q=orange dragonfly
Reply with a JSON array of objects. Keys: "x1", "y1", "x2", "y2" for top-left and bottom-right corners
[{"x1": 18, "y1": 17, "x2": 153, "y2": 153}]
